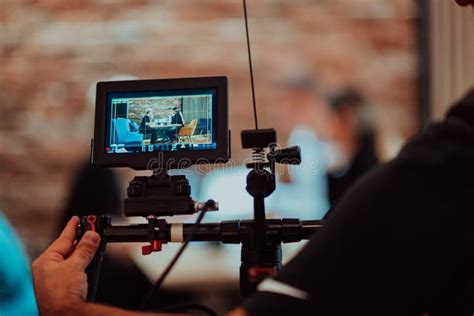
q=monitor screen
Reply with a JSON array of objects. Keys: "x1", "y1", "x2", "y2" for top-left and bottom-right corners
[
  {"x1": 105, "y1": 88, "x2": 217, "y2": 154},
  {"x1": 93, "y1": 76, "x2": 228, "y2": 170}
]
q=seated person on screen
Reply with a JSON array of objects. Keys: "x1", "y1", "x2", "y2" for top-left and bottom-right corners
[
  {"x1": 139, "y1": 108, "x2": 158, "y2": 143},
  {"x1": 170, "y1": 107, "x2": 185, "y2": 126},
  {"x1": 165, "y1": 107, "x2": 185, "y2": 142}
]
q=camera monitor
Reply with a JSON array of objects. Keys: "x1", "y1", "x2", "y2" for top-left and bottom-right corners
[{"x1": 92, "y1": 76, "x2": 229, "y2": 170}]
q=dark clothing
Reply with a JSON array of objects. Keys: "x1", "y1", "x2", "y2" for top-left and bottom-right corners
[
  {"x1": 243, "y1": 89, "x2": 474, "y2": 315},
  {"x1": 59, "y1": 162, "x2": 121, "y2": 226},
  {"x1": 327, "y1": 133, "x2": 379, "y2": 205},
  {"x1": 139, "y1": 115, "x2": 151, "y2": 132},
  {"x1": 139, "y1": 115, "x2": 157, "y2": 142},
  {"x1": 166, "y1": 111, "x2": 184, "y2": 141},
  {"x1": 170, "y1": 111, "x2": 184, "y2": 126},
  {"x1": 96, "y1": 255, "x2": 152, "y2": 310}
]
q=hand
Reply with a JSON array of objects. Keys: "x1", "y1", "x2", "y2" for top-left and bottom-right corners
[
  {"x1": 32, "y1": 216, "x2": 100, "y2": 315},
  {"x1": 228, "y1": 308, "x2": 249, "y2": 316}
]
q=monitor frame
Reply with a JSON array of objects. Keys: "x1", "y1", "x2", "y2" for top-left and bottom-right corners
[{"x1": 92, "y1": 76, "x2": 230, "y2": 170}]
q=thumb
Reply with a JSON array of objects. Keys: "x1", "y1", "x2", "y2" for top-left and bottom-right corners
[{"x1": 68, "y1": 231, "x2": 100, "y2": 269}]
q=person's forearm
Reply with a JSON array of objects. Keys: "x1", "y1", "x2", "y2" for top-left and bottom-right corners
[
  {"x1": 74, "y1": 302, "x2": 244, "y2": 316},
  {"x1": 69, "y1": 302, "x2": 186, "y2": 316},
  {"x1": 228, "y1": 308, "x2": 248, "y2": 316}
]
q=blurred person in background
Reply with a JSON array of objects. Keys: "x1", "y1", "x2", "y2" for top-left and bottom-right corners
[
  {"x1": 0, "y1": 212, "x2": 38, "y2": 315},
  {"x1": 270, "y1": 76, "x2": 331, "y2": 220},
  {"x1": 325, "y1": 88, "x2": 379, "y2": 207},
  {"x1": 272, "y1": 83, "x2": 379, "y2": 219}
]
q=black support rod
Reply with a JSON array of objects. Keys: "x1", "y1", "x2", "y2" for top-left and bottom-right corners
[{"x1": 103, "y1": 220, "x2": 325, "y2": 244}]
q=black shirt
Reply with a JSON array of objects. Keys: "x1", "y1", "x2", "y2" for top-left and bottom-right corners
[
  {"x1": 170, "y1": 111, "x2": 184, "y2": 126},
  {"x1": 243, "y1": 89, "x2": 474, "y2": 315},
  {"x1": 139, "y1": 115, "x2": 151, "y2": 132},
  {"x1": 327, "y1": 132, "x2": 379, "y2": 206}
]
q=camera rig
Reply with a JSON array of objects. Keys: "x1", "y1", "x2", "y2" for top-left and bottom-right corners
[
  {"x1": 78, "y1": 129, "x2": 325, "y2": 302},
  {"x1": 77, "y1": 0, "x2": 326, "y2": 311}
]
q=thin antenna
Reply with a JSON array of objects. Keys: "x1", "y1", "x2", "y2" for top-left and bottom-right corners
[{"x1": 243, "y1": 0, "x2": 259, "y2": 130}]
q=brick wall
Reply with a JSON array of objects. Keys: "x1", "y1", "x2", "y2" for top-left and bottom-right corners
[{"x1": 0, "y1": 0, "x2": 419, "y2": 255}]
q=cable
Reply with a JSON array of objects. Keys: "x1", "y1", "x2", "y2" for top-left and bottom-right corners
[
  {"x1": 243, "y1": 0, "x2": 259, "y2": 130},
  {"x1": 142, "y1": 199, "x2": 215, "y2": 309}
]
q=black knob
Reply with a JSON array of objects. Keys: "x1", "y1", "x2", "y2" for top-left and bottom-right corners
[
  {"x1": 127, "y1": 182, "x2": 143, "y2": 197},
  {"x1": 268, "y1": 146, "x2": 301, "y2": 165},
  {"x1": 175, "y1": 181, "x2": 191, "y2": 196}
]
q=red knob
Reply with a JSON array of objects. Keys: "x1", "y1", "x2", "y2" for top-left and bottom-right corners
[
  {"x1": 248, "y1": 267, "x2": 277, "y2": 282},
  {"x1": 87, "y1": 215, "x2": 97, "y2": 232},
  {"x1": 142, "y1": 240, "x2": 162, "y2": 255}
]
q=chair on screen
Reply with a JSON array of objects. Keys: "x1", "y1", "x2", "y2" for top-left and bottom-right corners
[
  {"x1": 196, "y1": 118, "x2": 211, "y2": 135},
  {"x1": 178, "y1": 119, "x2": 198, "y2": 143},
  {"x1": 111, "y1": 118, "x2": 144, "y2": 147},
  {"x1": 129, "y1": 120, "x2": 139, "y2": 132}
]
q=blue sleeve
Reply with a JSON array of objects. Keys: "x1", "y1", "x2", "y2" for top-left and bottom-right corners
[{"x1": 0, "y1": 214, "x2": 38, "y2": 316}]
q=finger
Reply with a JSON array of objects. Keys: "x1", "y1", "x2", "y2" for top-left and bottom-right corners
[
  {"x1": 66, "y1": 240, "x2": 78, "y2": 258},
  {"x1": 45, "y1": 216, "x2": 80, "y2": 258},
  {"x1": 68, "y1": 231, "x2": 100, "y2": 269}
]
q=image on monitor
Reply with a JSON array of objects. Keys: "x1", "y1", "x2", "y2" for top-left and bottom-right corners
[{"x1": 105, "y1": 88, "x2": 217, "y2": 154}]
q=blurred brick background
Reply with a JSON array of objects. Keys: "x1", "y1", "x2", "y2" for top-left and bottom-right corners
[{"x1": 0, "y1": 0, "x2": 419, "y2": 256}]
